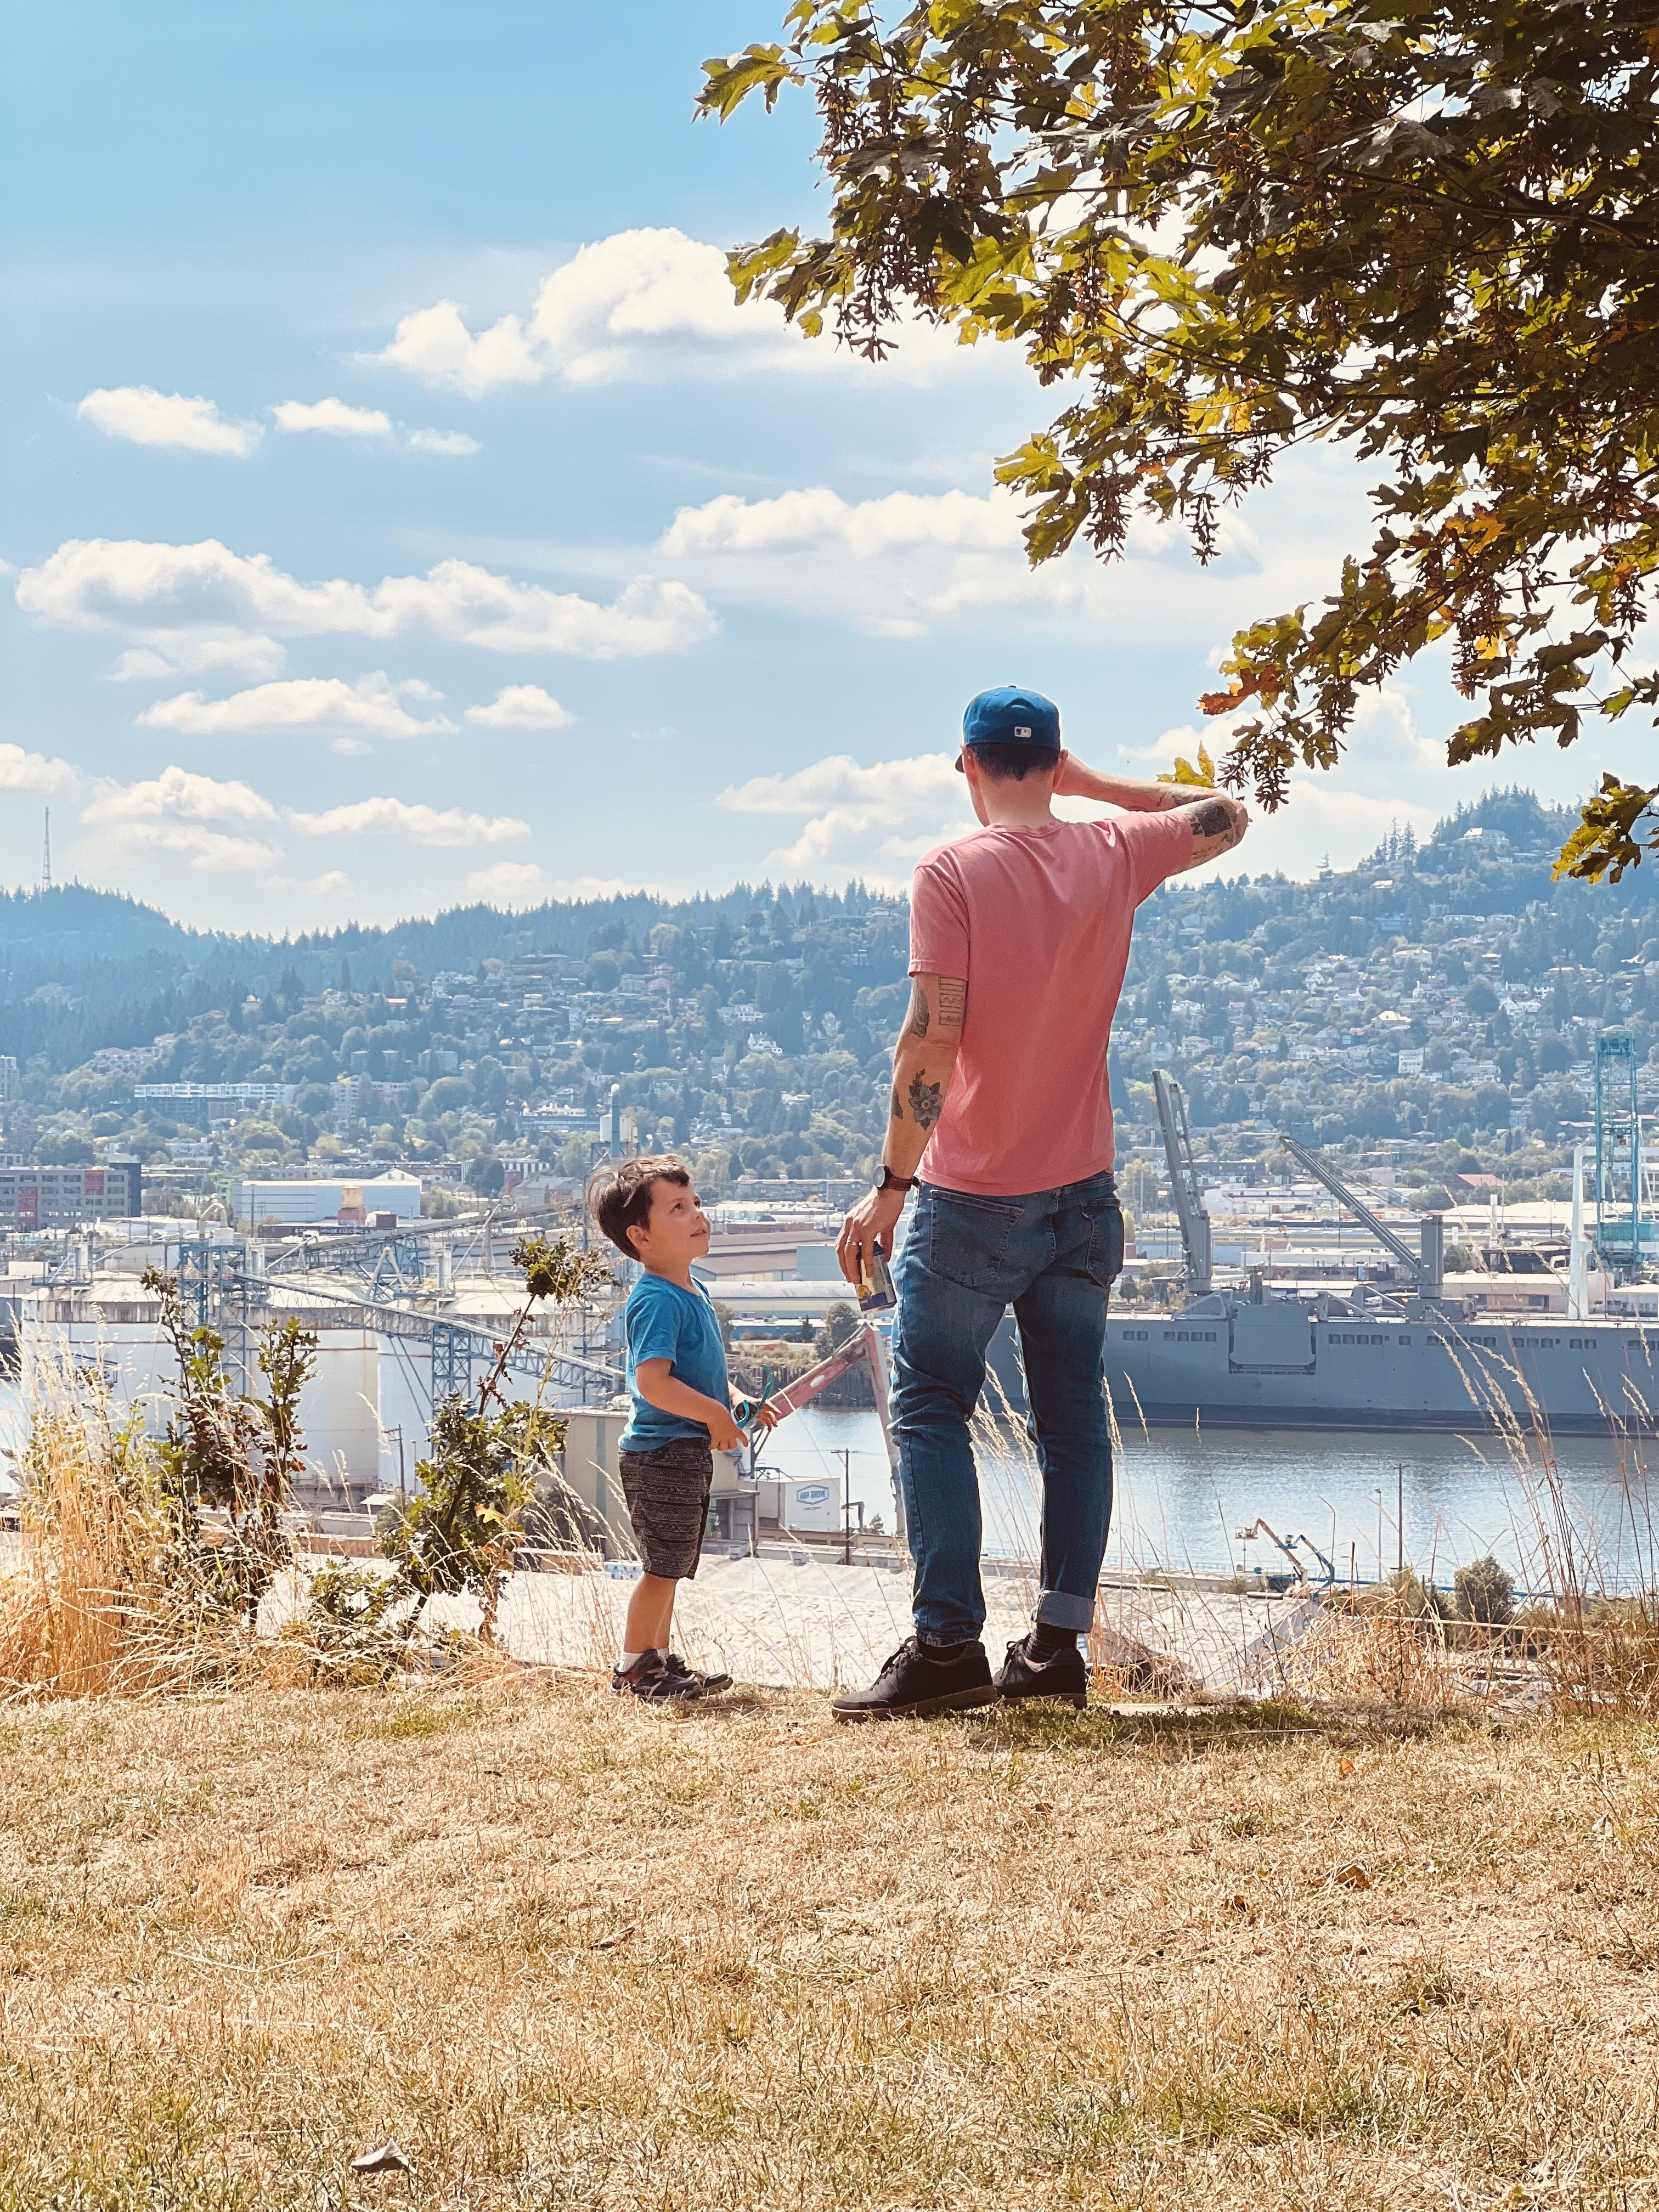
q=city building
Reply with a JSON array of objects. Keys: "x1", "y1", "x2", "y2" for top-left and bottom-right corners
[
  {"x1": 135, "y1": 1081, "x2": 298, "y2": 1130},
  {"x1": 0, "y1": 1161, "x2": 143, "y2": 1229},
  {"x1": 232, "y1": 1170, "x2": 422, "y2": 1228}
]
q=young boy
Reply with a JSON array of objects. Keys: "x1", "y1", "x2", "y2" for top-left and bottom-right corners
[{"x1": 590, "y1": 1155, "x2": 776, "y2": 1703}]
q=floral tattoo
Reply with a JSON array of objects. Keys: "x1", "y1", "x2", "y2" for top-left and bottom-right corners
[{"x1": 906, "y1": 1072, "x2": 943, "y2": 1129}]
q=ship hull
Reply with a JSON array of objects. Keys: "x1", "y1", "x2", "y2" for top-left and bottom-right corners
[{"x1": 988, "y1": 1308, "x2": 1659, "y2": 1436}]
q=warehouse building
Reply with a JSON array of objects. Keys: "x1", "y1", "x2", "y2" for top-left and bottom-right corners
[
  {"x1": 0, "y1": 1161, "x2": 143, "y2": 1229},
  {"x1": 232, "y1": 1170, "x2": 422, "y2": 1228}
]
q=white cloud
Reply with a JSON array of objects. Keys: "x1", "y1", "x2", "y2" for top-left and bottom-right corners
[
  {"x1": 111, "y1": 636, "x2": 288, "y2": 682},
  {"x1": 137, "y1": 673, "x2": 456, "y2": 740},
  {"x1": 77, "y1": 387, "x2": 262, "y2": 458},
  {"x1": 464, "y1": 684, "x2": 573, "y2": 730},
  {"x1": 289, "y1": 797, "x2": 528, "y2": 847},
  {"x1": 408, "y1": 428, "x2": 481, "y2": 455},
  {"x1": 67, "y1": 758, "x2": 533, "y2": 886},
  {"x1": 79, "y1": 765, "x2": 285, "y2": 873},
  {"x1": 461, "y1": 862, "x2": 662, "y2": 906},
  {"x1": 17, "y1": 537, "x2": 717, "y2": 675},
  {"x1": 719, "y1": 752, "x2": 968, "y2": 886},
  {"x1": 374, "y1": 226, "x2": 964, "y2": 395},
  {"x1": 464, "y1": 860, "x2": 550, "y2": 904},
  {"x1": 647, "y1": 481, "x2": 1291, "y2": 645},
  {"x1": 377, "y1": 300, "x2": 542, "y2": 397},
  {"x1": 0, "y1": 742, "x2": 80, "y2": 795},
  {"x1": 661, "y1": 486, "x2": 1015, "y2": 563},
  {"x1": 272, "y1": 397, "x2": 392, "y2": 438}
]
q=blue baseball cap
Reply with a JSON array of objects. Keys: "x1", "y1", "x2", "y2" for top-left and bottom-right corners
[{"x1": 959, "y1": 685, "x2": 1062, "y2": 768}]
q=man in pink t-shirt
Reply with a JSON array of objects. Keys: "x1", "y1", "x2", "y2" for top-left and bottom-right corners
[{"x1": 833, "y1": 685, "x2": 1248, "y2": 1721}]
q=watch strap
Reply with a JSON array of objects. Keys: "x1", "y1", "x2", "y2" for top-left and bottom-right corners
[{"x1": 876, "y1": 1166, "x2": 917, "y2": 1192}]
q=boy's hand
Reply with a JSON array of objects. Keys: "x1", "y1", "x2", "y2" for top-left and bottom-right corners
[
  {"x1": 706, "y1": 1407, "x2": 744, "y2": 1453},
  {"x1": 746, "y1": 1399, "x2": 781, "y2": 1434}
]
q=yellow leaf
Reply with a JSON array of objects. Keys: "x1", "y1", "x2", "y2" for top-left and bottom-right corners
[{"x1": 1156, "y1": 752, "x2": 1217, "y2": 789}]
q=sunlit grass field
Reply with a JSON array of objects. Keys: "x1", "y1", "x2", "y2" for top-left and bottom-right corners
[{"x1": 2, "y1": 1673, "x2": 1656, "y2": 2209}]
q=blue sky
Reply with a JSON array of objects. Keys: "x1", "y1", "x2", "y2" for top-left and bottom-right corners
[{"x1": 0, "y1": 1, "x2": 1619, "y2": 933}]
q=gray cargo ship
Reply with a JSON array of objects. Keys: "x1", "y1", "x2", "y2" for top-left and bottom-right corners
[
  {"x1": 1096, "y1": 1300, "x2": 1653, "y2": 1435},
  {"x1": 989, "y1": 1073, "x2": 1657, "y2": 1435}
]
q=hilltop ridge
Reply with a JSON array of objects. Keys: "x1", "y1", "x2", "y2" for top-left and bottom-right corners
[{"x1": 2, "y1": 789, "x2": 1653, "y2": 1207}]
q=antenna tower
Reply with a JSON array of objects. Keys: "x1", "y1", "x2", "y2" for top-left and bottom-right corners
[{"x1": 40, "y1": 808, "x2": 52, "y2": 893}]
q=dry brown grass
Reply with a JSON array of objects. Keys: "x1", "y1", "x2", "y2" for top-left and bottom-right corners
[
  {"x1": 0, "y1": 1351, "x2": 241, "y2": 1699},
  {"x1": 3, "y1": 1678, "x2": 1658, "y2": 2210}
]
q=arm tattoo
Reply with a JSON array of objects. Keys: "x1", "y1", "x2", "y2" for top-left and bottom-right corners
[
  {"x1": 904, "y1": 980, "x2": 930, "y2": 1038},
  {"x1": 907, "y1": 1071, "x2": 943, "y2": 1130},
  {"x1": 1186, "y1": 797, "x2": 1235, "y2": 840},
  {"x1": 936, "y1": 977, "x2": 966, "y2": 1029},
  {"x1": 890, "y1": 1084, "x2": 904, "y2": 1122}
]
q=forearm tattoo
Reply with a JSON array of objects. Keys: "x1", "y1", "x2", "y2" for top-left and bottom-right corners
[
  {"x1": 904, "y1": 980, "x2": 930, "y2": 1038},
  {"x1": 937, "y1": 977, "x2": 966, "y2": 1029},
  {"x1": 907, "y1": 1071, "x2": 944, "y2": 1129},
  {"x1": 890, "y1": 1084, "x2": 904, "y2": 1122},
  {"x1": 1187, "y1": 797, "x2": 1236, "y2": 839}
]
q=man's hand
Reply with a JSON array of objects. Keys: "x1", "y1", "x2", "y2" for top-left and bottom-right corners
[{"x1": 838, "y1": 1183, "x2": 905, "y2": 1289}]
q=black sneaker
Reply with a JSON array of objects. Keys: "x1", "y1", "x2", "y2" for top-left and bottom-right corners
[
  {"x1": 612, "y1": 1653, "x2": 703, "y2": 1703},
  {"x1": 831, "y1": 1637, "x2": 996, "y2": 1723},
  {"x1": 662, "y1": 1651, "x2": 733, "y2": 1694},
  {"x1": 994, "y1": 1633, "x2": 1088, "y2": 1710}
]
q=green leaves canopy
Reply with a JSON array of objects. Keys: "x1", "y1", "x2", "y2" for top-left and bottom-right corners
[{"x1": 702, "y1": 0, "x2": 1659, "y2": 877}]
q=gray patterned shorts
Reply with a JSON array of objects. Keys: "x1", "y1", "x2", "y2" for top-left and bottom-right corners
[{"x1": 618, "y1": 1437, "x2": 714, "y2": 1581}]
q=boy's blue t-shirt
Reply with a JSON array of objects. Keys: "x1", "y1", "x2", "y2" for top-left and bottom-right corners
[{"x1": 619, "y1": 1271, "x2": 730, "y2": 1453}]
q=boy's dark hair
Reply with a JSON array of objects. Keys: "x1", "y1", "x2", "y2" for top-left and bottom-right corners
[
  {"x1": 588, "y1": 1154, "x2": 691, "y2": 1257},
  {"x1": 971, "y1": 741, "x2": 1062, "y2": 783}
]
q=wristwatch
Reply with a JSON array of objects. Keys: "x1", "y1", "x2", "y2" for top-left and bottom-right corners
[{"x1": 874, "y1": 1165, "x2": 917, "y2": 1193}]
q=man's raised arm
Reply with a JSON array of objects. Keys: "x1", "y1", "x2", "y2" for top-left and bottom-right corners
[
  {"x1": 1052, "y1": 753, "x2": 1198, "y2": 812},
  {"x1": 1056, "y1": 750, "x2": 1249, "y2": 870},
  {"x1": 836, "y1": 972, "x2": 963, "y2": 1287},
  {"x1": 1054, "y1": 751, "x2": 1250, "y2": 866}
]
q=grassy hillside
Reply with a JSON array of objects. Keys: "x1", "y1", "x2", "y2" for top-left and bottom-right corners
[{"x1": 1, "y1": 1676, "x2": 1654, "y2": 2209}]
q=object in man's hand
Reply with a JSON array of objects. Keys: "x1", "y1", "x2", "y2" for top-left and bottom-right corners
[{"x1": 858, "y1": 1246, "x2": 896, "y2": 1313}]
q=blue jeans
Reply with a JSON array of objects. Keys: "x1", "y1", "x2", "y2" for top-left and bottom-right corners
[{"x1": 890, "y1": 1171, "x2": 1124, "y2": 1646}]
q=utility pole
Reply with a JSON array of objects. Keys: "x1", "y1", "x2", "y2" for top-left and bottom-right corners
[
  {"x1": 1397, "y1": 1460, "x2": 1404, "y2": 1577},
  {"x1": 842, "y1": 1448, "x2": 854, "y2": 1566},
  {"x1": 40, "y1": 808, "x2": 52, "y2": 893}
]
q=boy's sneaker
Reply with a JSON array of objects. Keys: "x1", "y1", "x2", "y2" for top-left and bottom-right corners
[
  {"x1": 662, "y1": 1651, "x2": 733, "y2": 1694},
  {"x1": 612, "y1": 1652, "x2": 703, "y2": 1703},
  {"x1": 993, "y1": 1633, "x2": 1088, "y2": 1710},
  {"x1": 831, "y1": 1636, "x2": 996, "y2": 1723}
]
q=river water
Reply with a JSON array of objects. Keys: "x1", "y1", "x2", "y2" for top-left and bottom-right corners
[
  {"x1": 6, "y1": 1380, "x2": 1652, "y2": 1596},
  {"x1": 760, "y1": 1404, "x2": 1659, "y2": 1599}
]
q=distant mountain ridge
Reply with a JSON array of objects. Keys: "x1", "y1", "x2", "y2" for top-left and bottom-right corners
[{"x1": 0, "y1": 787, "x2": 1635, "y2": 1079}]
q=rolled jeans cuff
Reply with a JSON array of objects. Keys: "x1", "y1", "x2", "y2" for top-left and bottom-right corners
[{"x1": 1034, "y1": 1587, "x2": 1097, "y2": 1632}]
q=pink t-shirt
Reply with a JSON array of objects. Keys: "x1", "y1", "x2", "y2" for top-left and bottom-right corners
[{"x1": 908, "y1": 812, "x2": 1192, "y2": 1197}]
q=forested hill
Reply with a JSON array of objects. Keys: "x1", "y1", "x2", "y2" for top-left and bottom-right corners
[
  {"x1": 8, "y1": 787, "x2": 1659, "y2": 1205},
  {"x1": 0, "y1": 879, "x2": 881, "y2": 1074}
]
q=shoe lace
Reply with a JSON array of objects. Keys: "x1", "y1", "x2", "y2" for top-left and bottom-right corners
[{"x1": 876, "y1": 1638, "x2": 920, "y2": 1680}]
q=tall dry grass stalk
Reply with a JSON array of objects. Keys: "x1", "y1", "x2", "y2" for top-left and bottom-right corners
[{"x1": 0, "y1": 1339, "x2": 242, "y2": 1698}]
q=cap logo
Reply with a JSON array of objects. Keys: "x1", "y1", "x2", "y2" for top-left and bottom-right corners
[{"x1": 1014, "y1": 724, "x2": 1031, "y2": 738}]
